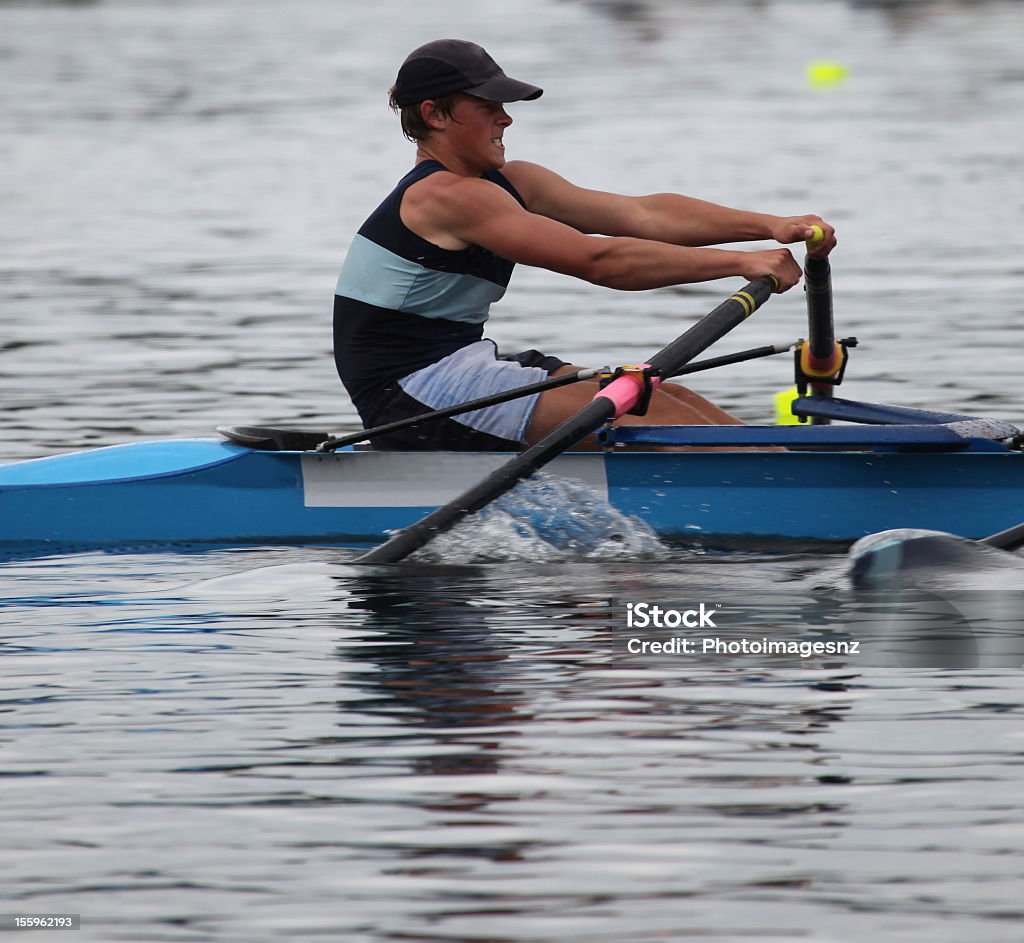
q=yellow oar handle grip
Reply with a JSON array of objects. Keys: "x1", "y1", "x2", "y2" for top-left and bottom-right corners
[{"x1": 806, "y1": 224, "x2": 825, "y2": 247}]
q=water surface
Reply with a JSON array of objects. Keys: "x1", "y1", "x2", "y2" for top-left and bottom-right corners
[{"x1": 2, "y1": 1, "x2": 1024, "y2": 940}]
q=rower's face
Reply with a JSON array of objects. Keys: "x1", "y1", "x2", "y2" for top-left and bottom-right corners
[{"x1": 446, "y1": 95, "x2": 513, "y2": 171}]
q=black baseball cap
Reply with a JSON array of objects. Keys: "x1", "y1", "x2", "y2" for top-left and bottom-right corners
[{"x1": 392, "y1": 39, "x2": 543, "y2": 107}]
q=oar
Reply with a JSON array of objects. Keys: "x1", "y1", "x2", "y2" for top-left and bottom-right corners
[
  {"x1": 849, "y1": 520, "x2": 1024, "y2": 587},
  {"x1": 799, "y1": 224, "x2": 844, "y2": 424},
  {"x1": 803, "y1": 225, "x2": 835, "y2": 368},
  {"x1": 355, "y1": 278, "x2": 778, "y2": 565}
]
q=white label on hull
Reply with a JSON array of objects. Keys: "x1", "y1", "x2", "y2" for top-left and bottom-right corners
[{"x1": 301, "y1": 452, "x2": 609, "y2": 508}]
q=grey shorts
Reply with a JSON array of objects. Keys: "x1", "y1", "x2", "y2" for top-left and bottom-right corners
[{"x1": 365, "y1": 340, "x2": 568, "y2": 451}]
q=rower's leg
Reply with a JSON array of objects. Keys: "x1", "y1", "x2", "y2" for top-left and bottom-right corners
[
  {"x1": 524, "y1": 366, "x2": 742, "y2": 448},
  {"x1": 652, "y1": 382, "x2": 743, "y2": 425}
]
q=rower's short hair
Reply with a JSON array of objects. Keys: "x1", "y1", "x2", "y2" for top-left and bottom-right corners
[{"x1": 388, "y1": 85, "x2": 461, "y2": 142}]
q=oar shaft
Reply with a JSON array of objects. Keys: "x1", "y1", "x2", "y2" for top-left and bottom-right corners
[
  {"x1": 356, "y1": 279, "x2": 776, "y2": 565},
  {"x1": 356, "y1": 398, "x2": 613, "y2": 565},
  {"x1": 648, "y1": 279, "x2": 774, "y2": 375},
  {"x1": 801, "y1": 225, "x2": 839, "y2": 425},
  {"x1": 804, "y1": 255, "x2": 835, "y2": 362}
]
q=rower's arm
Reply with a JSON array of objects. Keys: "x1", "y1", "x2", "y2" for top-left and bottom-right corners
[
  {"x1": 502, "y1": 161, "x2": 837, "y2": 256},
  {"x1": 405, "y1": 173, "x2": 802, "y2": 292}
]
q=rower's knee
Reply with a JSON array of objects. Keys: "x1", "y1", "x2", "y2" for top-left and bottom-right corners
[
  {"x1": 645, "y1": 383, "x2": 742, "y2": 425},
  {"x1": 657, "y1": 382, "x2": 703, "y2": 407},
  {"x1": 619, "y1": 386, "x2": 708, "y2": 425}
]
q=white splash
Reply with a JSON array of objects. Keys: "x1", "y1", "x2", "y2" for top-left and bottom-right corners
[{"x1": 412, "y1": 471, "x2": 668, "y2": 565}]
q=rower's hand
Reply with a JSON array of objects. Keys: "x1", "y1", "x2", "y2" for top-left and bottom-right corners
[
  {"x1": 771, "y1": 216, "x2": 837, "y2": 258},
  {"x1": 743, "y1": 248, "x2": 802, "y2": 293}
]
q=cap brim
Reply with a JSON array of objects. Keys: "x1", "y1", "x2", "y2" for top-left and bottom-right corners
[{"x1": 464, "y1": 75, "x2": 543, "y2": 103}]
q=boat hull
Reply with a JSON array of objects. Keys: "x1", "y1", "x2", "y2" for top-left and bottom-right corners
[{"x1": 2, "y1": 439, "x2": 1023, "y2": 555}]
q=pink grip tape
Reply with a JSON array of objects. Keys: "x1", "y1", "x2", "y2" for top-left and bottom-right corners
[{"x1": 593, "y1": 368, "x2": 661, "y2": 420}]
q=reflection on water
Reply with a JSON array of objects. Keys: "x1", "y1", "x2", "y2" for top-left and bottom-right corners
[{"x1": 2, "y1": 548, "x2": 1024, "y2": 939}]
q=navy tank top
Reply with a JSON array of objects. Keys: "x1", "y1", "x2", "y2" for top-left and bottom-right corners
[{"x1": 333, "y1": 160, "x2": 526, "y2": 412}]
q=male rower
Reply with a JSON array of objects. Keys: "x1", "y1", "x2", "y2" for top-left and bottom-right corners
[{"x1": 333, "y1": 39, "x2": 836, "y2": 451}]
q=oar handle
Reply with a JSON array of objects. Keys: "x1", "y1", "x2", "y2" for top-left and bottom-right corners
[
  {"x1": 798, "y1": 225, "x2": 843, "y2": 426},
  {"x1": 803, "y1": 225, "x2": 835, "y2": 363}
]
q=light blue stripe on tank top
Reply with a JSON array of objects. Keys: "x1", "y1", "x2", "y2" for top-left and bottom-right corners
[{"x1": 335, "y1": 233, "x2": 506, "y2": 324}]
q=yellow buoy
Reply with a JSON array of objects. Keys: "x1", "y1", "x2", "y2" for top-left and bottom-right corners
[{"x1": 806, "y1": 60, "x2": 849, "y2": 89}]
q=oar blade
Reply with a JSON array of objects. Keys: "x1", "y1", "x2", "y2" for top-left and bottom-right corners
[{"x1": 981, "y1": 521, "x2": 1024, "y2": 552}]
